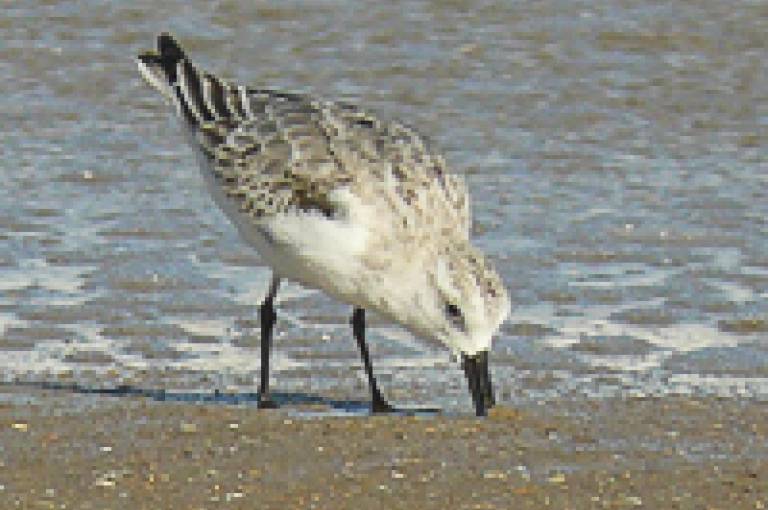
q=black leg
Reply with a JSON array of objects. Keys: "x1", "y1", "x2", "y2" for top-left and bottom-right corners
[
  {"x1": 258, "y1": 277, "x2": 280, "y2": 409},
  {"x1": 351, "y1": 308, "x2": 395, "y2": 413},
  {"x1": 462, "y1": 351, "x2": 495, "y2": 417}
]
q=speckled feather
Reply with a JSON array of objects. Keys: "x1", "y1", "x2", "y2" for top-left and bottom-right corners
[{"x1": 201, "y1": 86, "x2": 470, "y2": 237}]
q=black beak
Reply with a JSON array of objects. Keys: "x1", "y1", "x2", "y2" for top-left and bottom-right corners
[{"x1": 462, "y1": 351, "x2": 495, "y2": 417}]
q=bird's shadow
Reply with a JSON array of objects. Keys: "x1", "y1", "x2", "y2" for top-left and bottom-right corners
[{"x1": 6, "y1": 380, "x2": 442, "y2": 417}]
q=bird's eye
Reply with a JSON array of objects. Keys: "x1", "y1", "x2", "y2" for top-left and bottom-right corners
[{"x1": 444, "y1": 302, "x2": 466, "y2": 331}]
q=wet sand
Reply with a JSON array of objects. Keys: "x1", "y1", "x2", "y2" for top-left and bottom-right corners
[{"x1": 1, "y1": 387, "x2": 765, "y2": 509}]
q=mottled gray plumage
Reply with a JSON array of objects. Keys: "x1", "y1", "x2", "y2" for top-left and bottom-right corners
[{"x1": 141, "y1": 36, "x2": 469, "y2": 231}]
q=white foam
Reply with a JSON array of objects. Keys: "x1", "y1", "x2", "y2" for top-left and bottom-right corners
[
  {"x1": 168, "y1": 317, "x2": 232, "y2": 339},
  {"x1": 709, "y1": 279, "x2": 758, "y2": 304},
  {"x1": 0, "y1": 271, "x2": 32, "y2": 292},
  {"x1": 512, "y1": 300, "x2": 745, "y2": 373},
  {"x1": 165, "y1": 344, "x2": 304, "y2": 374},
  {"x1": 666, "y1": 373, "x2": 768, "y2": 397},
  {"x1": 0, "y1": 259, "x2": 96, "y2": 302},
  {"x1": 0, "y1": 313, "x2": 27, "y2": 336}
]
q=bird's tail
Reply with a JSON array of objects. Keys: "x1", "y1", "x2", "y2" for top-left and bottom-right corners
[{"x1": 136, "y1": 33, "x2": 244, "y2": 127}]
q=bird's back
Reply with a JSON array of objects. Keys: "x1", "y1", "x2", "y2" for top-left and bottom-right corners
[{"x1": 137, "y1": 34, "x2": 471, "y2": 247}]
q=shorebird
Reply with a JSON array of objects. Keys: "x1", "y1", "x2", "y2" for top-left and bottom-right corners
[{"x1": 136, "y1": 34, "x2": 509, "y2": 416}]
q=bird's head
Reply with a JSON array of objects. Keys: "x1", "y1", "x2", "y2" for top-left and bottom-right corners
[
  {"x1": 385, "y1": 242, "x2": 509, "y2": 358},
  {"x1": 428, "y1": 243, "x2": 510, "y2": 356}
]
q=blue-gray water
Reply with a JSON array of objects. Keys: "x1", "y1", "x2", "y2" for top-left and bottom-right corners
[{"x1": 1, "y1": 0, "x2": 766, "y2": 412}]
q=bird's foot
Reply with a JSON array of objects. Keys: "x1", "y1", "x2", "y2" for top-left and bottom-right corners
[
  {"x1": 371, "y1": 396, "x2": 396, "y2": 414},
  {"x1": 258, "y1": 394, "x2": 279, "y2": 409}
]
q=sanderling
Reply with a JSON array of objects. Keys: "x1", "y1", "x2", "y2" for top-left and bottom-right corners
[{"x1": 136, "y1": 34, "x2": 509, "y2": 416}]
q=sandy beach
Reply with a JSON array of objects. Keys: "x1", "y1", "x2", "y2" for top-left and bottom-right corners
[{"x1": 1, "y1": 387, "x2": 765, "y2": 509}]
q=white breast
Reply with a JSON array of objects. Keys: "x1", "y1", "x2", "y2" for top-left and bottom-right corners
[{"x1": 194, "y1": 147, "x2": 375, "y2": 305}]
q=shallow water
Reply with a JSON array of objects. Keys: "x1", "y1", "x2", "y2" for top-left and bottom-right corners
[{"x1": 1, "y1": 0, "x2": 766, "y2": 412}]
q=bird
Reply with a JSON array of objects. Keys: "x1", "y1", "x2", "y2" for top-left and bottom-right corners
[{"x1": 136, "y1": 33, "x2": 510, "y2": 416}]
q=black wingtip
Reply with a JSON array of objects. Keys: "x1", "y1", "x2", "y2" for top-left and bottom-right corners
[
  {"x1": 157, "y1": 33, "x2": 186, "y2": 61},
  {"x1": 144, "y1": 33, "x2": 186, "y2": 84}
]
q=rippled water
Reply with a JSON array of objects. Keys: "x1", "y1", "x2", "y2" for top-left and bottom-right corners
[{"x1": 1, "y1": 0, "x2": 766, "y2": 411}]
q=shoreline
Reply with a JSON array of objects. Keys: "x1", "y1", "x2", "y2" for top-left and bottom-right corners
[{"x1": 1, "y1": 386, "x2": 765, "y2": 509}]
